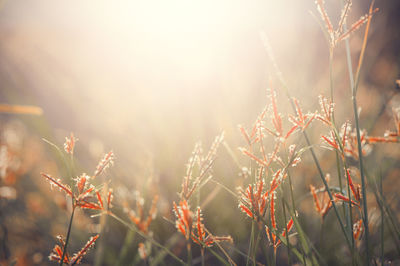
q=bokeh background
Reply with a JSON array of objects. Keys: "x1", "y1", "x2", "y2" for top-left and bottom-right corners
[{"x1": 0, "y1": 0, "x2": 399, "y2": 265}]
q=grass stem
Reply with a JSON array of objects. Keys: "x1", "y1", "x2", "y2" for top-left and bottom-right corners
[
  {"x1": 348, "y1": 2, "x2": 377, "y2": 263},
  {"x1": 60, "y1": 207, "x2": 75, "y2": 266}
]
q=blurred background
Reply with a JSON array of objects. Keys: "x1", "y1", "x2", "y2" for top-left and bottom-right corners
[{"x1": 0, "y1": 0, "x2": 399, "y2": 265}]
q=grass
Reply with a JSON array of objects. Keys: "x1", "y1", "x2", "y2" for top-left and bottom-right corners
[{"x1": 0, "y1": 0, "x2": 399, "y2": 265}]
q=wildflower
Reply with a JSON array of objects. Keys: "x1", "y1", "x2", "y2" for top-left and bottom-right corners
[
  {"x1": 49, "y1": 235, "x2": 99, "y2": 265},
  {"x1": 250, "y1": 107, "x2": 269, "y2": 143},
  {"x1": 138, "y1": 243, "x2": 147, "y2": 260},
  {"x1": 315, "y1": 0, "x2": 379, "y2": 47},
  {"x1": 64, "y1": 133, "x2": 78, "y2": 155},
  {"x1": 238, "y1": 124, "x2": 252, "y2": 147},
  {"x1": 315, "y1": 0, "x2": 333, "y2": 36},
  {"x1": 180, "y1": 133, "x2": 223, "y2": 200},
  {"x1": 343, "y1": 127, "x2": 372, "y2": 160},
  {"x1": 309, "y1": 174, "x2": 333, "y2": 219},
  {"x1": 238, "y1": 167, "x2": 269, "y2": 221},
  {"x1": 321, "y1": 122, "x2": 349, "y2": 159},
  {"x1": 288, "y1": 98, "x2": 316, "y2": 131},
  {"x1": 269, "y1": 86, "x2": 283, "y2": 138},
  {"x1": 334, "y1": 193, "x2": 360, "y2": 208},
  {"x1": 316, "y1": 95, "x2": 334, "y2": 126},
  {"x1": 173, "y1": 200, "x2": 193, "y2": 240},
  {"x1": 265, "y1": 217, "x2": 294, "y2": 253},
  {"x1": 287, "y1": 144, "x2": 301, "y2": 167},
  {"x1": 127, "y1": 192, "x2": 159, "y2": 234},
  {"x1": 41, "y1": 173, "x2": 113, "y2": 212},
  {"x1": 238, "y1": 147, "x2": 267, "y2": 167},
  {"x1": 334, "y1": 169, "x2": 362, "y2": 209},
  {"x1": 346, "y1": 169, "x2": 361, "y2": 202},
  {"x1": 367, "y1": 107, "x2": 400, "y2": 143},
  {"x1": 270, "y1": 191, "x2": 277, "y2": 229},
  {"x1": 93, "y1": 151, "x2": 114, "y2": 178},
  {"x1": 191, "y1": 207, "x2": 233, "y2": 247},
  {"x1": 353, "y1": 219, "x2": 363, "y2": 241},
  {"x1": 335, "y1": 7, "x2": 379, "y2": 44}
]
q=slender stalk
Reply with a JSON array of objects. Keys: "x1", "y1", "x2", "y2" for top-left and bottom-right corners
[
  {"x1": 187, "y1": 241, "x2": 192, "y2": 266},
  {"x1": 252, "y1": 226, "x2": 262, "y2": 266},
  {"x1": 335, "y1": 152, "x2": 345, "y2": 217},
  {"x1": 117, "y1": 229, "x2": 136, "y2": 266},
  {"x1": 330, "y1": 127, "x2": 356, "y2": 251},
  {"x1": 364, "y1": 167, "x2": 400, "y2": 244},
  {"x1": 329, "y1": 47, "x2": 334, "y2": 103},
  {"x1": 287, "y1": 172, "x2": 296, "y2": 212},
  {"x1": 319, "y1": 220, "x2": 324, "y2": 253},
  {"x1": 380, "y1": 172, "x2": 384, "y2": 265},
  {"x1": 351, "y1": 87, "x2": 370, "y2": 265},
  {"x1": 246, "y1": 221, "x2": 255, "y2": 266},
  {"x1": 201, "y1": 248, "x2": 205, "y2": 266},
  {"x1": 329, "y1": 25, "x2": 351, "y2": 247},
  {"x1": 60, "y1": 207, "x2": 76, "y2": 266},
  {"x1": 303, "y1": 132, "x2": 351, "y2": 248},
  {"x1": 348, "y1": 2, "x2": 377, "y2": 264},
  {"x1": 282, "y1": 198, "x2": 292, "y2": 266},
  {"x1": 344, "y1": 168, "x2": 354, "y2": 247}
]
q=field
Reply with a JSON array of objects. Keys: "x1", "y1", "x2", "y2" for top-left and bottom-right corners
[{"x1": 0, "y1": 0, "x2": 400, "y2": 265}]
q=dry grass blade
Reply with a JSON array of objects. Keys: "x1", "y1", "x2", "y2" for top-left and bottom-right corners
[{"x1": 0, "y1": 104, "x2": 43, "y2": 115}]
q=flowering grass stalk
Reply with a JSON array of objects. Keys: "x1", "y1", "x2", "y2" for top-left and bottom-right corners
[{"x1": 347, "y1": 2, "x2": 377, "y2": 264}]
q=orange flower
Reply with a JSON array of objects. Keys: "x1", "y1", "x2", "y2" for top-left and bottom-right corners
[
  {"x1": 180, "y1": 133, "x2": 224, "y2": 200},
  {"x1": 191, "y1": 207, "x2": 233, "y2": 247},
  {"x1": 173, "y1": 200, "x2": 193, "y2": 240},
  {"x1": 64, "y1": 133, "x2": 78, "y2": 155},
  {"x1": 49, "y1": 235, "x2": 99, "y2": 265},
  {"x1": 367, "y1": 108, "x2": 400, "y2": 144},
  {"x1": 309, "y1": 176, "x2": 333, "y2": 219},
  {"x1": 238, "y1": 167, "x2": 269, "y2": 221},
  {"x1": 288, "y1": 98, "x2": 316, "y2": 131},
  {"x1": 265, "y1": 217, "x2": 294, "y2": 253},
  {"x1": 93, "y1": 151, "x2": 114, "y2": 178},
  {"x1": 127, "y1": 192, "x2": 159, "y2": 234},
  {"x1": 316, "y1": 95, "x2": 334, "y2": 126},
  {"x1": 334, "y1": 193, "x2": 360, "y2": 208},
  {"x1": 353, "y1": 219, "x2": 364, "y2": 241},
  {"x1": 41, "y1": 173, "x2": 113, "y2": 212}
]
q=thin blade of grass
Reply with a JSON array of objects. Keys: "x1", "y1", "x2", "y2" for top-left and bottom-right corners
[{"x1": 350, "y1": 3, "x2": 377, "y2": 264}]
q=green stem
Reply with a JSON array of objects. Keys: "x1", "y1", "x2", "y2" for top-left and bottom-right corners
[
  {"x1": 246, "y1": 221, "x2": 255, "y2": 266},
  {"x1": 335, "y1": 152, "x2": 345, "y2": 217},
  {"x1": 117, "y1": 229, "x2": 136, "y2": 266},
  {"x1": 380, "y1": 172, "x2": 384, "y2": 265},
  {"x1": 351, "y1": 94, "x2": 370, "y2": 265},
  {"x1": 252, "y1": 226, "x2": 262, "y2": 266},
  {"x1": 201, "y1": 248, "x2": 205, "y2": 266},
  {"x1": 282, "y1": 198, "x2": 292, "y2": 266},
  {"x1": 329, "y1": 47, "x2": 334, "y2": 103},
  {"x1": 187, "y1": 241, "x2": 192, "y2": 266},
  {"x1": 60, "y1": 207, "x2": 76, "y2": 266},
  {"x1": 347, "y1": 3, "x2": 377, "y2": 263},
  {"x1": 287, "y1": 172, "x2": 296, "y2": 212},
  {"x1": 303, "y1": 132, "x2": 351, "y2": 248}
]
